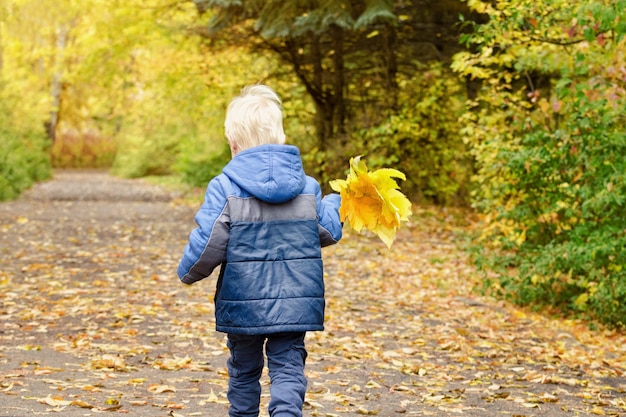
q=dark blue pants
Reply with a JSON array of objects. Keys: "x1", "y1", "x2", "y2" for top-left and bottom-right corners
[{"x1": 226, "y1": 332, "x2": 308, "y2": 417}]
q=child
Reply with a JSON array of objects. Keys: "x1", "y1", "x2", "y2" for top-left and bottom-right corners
[{"x1": 177, "y1": 84, "x2": 343, "y2": 417}]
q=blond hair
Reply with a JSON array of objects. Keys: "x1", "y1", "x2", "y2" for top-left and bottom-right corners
[{"x1": 224, "y1": 84, "x2": 286, "y2": 153}]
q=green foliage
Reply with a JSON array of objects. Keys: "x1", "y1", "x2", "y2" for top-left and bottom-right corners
[
  {"x1": 351, "y1": 63, "x2": 472, "y2": 205},
  {"x1": 207, "y1": 0, "x2": 394, "y2": 36},
  {"x1": 0, "y1": 94, "x2": 51, "y2": 201},
  {"x1": 111, "y1": 3, "x2": 220, "y2": 179},
  {"x1": 112, "y1": 133, "x2": 180, "y2": 178},
  {"x1": 110, "y1": 86, "x2": 185, "y2": 178},
  {"x1": 454, "y1": 0, "x2": 626, "y2": 328},
  {"x1": 354, "y1": 0, "x2": 396, "y2": 29},
  {"x1": 111, "y1": 76, "x2": 196, "y2": 178},
  {"x1": 177, "y1": 140, "x2": 231, "y2": 187}
]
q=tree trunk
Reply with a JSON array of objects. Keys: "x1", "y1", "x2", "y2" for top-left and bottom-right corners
[
  {"x1": 47, "y1": 25, "x2": 68, "y2": 143},
  {"x1": 331, "y1": 25, "x2": 345, "y2": 140},
  {"x1": 307, "y1": 33, "x2": 335, "y2": 151},
  {"x1": 311, "y1": 34, "x2": 326, "y2": 149},
  {"x1": 383, "y1": 23, "x2": 399, "y2": 111},
  {"x1": 0, "y1": 24, "x2": 3, "y2": 73}
]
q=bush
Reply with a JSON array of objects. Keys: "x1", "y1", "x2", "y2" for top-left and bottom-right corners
[
  {"x1": 50, "y1": 130, "x2": 117, "y2": 168},
  {"x1": 480, "y1": 97, "x2": 626, "y2": 328},
  {"x1": 0, "y1": 92, "x2": 51, "y2": 201},
  {"x1": 351, "y1": 63, "x2": 472, "y2": 206},
  {"x1": 0, "y1": 132, "x2": 51, "y2": 201},
  {"x1": 453, "y1": 0, "x2": 626, "y2": 328},
  {"x1": 112, "y1": 131, "x2": 180, "y2": 178},
  {"x1": 177, "y1": 141, "x2": 231, "y2": 187}
]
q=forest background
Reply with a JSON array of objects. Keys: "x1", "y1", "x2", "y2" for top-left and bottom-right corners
[{"x1": 1, "y1": 0, "x2": 625, "y2": 329}]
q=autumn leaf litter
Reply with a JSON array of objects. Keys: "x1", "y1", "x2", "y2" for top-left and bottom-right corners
[{"x1": 0, "y1": 170, "x2": 624, "y2": 416}]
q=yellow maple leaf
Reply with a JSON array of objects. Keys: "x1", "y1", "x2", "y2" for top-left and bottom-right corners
[{"x1": 329, "y1": 156, "x2": 412, "y2": 248}]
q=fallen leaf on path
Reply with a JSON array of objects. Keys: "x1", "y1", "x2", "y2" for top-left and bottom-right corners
[{"x1": 147, "y1": 383, "x2": 177, "y2": 394}]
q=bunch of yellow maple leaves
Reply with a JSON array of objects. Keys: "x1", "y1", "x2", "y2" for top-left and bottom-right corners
[{"x1": 330, "y1": 156, "x2": 412, "y2": 248}]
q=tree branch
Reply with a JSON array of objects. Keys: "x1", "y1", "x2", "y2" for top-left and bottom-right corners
[{"x1": 529, "y1": 29, "x2": 612, "y2": 46}]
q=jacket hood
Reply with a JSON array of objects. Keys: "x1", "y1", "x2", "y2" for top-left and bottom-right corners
[{"x1": 222, "y1": 144, "x2": 307, "y2": 204}]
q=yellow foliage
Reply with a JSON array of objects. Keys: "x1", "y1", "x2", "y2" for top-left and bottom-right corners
[{"x1": 329, "y1": 156, "x2": 412, "y2": 248}]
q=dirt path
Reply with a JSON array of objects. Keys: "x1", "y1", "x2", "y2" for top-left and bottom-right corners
[{"x1": 0, "y1": 170, "x2": 624, "y2": 417}]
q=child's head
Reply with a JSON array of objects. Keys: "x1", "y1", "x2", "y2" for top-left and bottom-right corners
[{"x1": 225, "y1": 84, "x2": 286, "y2": 156}]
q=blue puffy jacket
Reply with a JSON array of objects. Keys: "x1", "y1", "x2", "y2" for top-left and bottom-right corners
[{"x1": 177, "y1": 144, "x2": 343, "y2": 335}]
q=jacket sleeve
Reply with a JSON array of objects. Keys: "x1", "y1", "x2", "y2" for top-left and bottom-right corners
[
  {"x1": 317, "y1": 188, "x2": 343, "y2": 247},
  {"x1": 177, "y1": 177, "x2": 230, "y2": 284}
]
